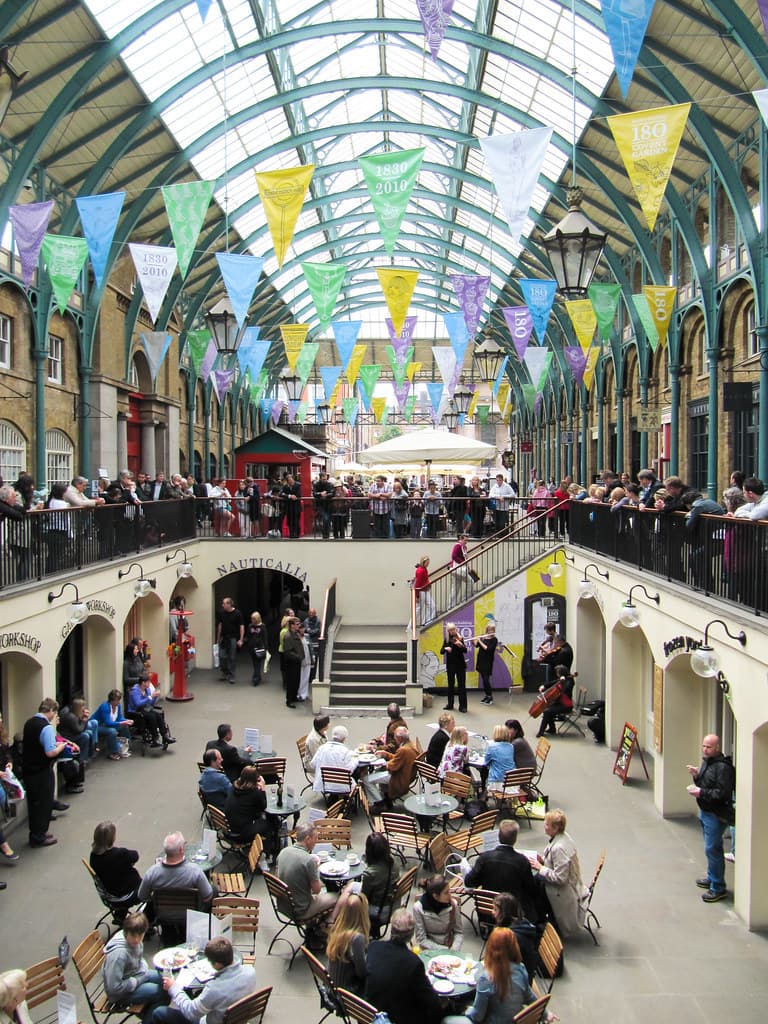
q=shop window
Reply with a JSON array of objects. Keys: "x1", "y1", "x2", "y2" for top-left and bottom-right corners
[
  {"x1": 0, "y1": 314, "x2": 11, "y2": 369},
  {"x1": 48, "y1": 333, "x2": 63, "y2": 383},
  {"x1": 688, "y1": 404, "x2": 709, "y2": 491},
  {"x1": 45, "y1": 428, "x2": 73, "y2": 489},
  {"x1": 0, "y1": 421, "x2": 26, "y2": 482}
]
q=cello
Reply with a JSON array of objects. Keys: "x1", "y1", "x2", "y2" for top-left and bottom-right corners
[{"x1": 529, "y1": 682, "x2": 563, "y2": 719}]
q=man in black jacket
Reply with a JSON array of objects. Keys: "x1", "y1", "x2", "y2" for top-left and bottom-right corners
[
  {"x1": 205, "y1": 724, "x2": 251, "y2": 782},
  {"x1": 464, "y1": 819, "x2": 538, "y2": 921},
  {"x1": 365, "y1": 909, "x2": 443, "y2": 1024},
  {"x1": 425, "y1": 711, "x2": 454, "y2": 768},
  {"x1": 687, "y1": 734, "x2": 735, "y2": 903}
]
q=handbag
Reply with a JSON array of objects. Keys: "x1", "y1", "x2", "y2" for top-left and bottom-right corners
[
  {"x1": 0, "y1": 769, "x2": 25, "y2": 801},
  {"x1": 468, "y1": 568, "x2": 480, "y2": 583}
]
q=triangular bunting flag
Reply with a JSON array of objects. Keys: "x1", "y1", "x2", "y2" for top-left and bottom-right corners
[
  {"x1": 523, "y1": 348, "x2": 553, "y2": 391},
  {"x1": 426, "y1": 381, "x2": 444, "y2": 413},
  {"x1": 497, "y1": 381, "x2": 511, "y2": 413},
  {"x1": 237, "y1": 329, "x2": 270, "y2": 381},
  {"x1": 371, "y1": 396, "x2": 389, "y2": 423},
  {"x1": 320, "y1": 366, "x2": 343, "y2": 401},
  {"x1": 492, "y1": 357, "x2": 509, "y2": 398},
  {"x1": 416, "y1": 0, "x2": 455, "y2": 59},
  {"x1": 185, "y1": 329, "x2": 212, "y2": 377},
  {"x1": 128, "y1": 243, "x2": 178, "y2": 324},
  {"x1": 754, "y1": 88, "x2": 768, "y2": 127},
  {"x1": 212, "y1": 368, "x2": 235, "y2": 402},
  {"x1": 607, "y1": 103, "x2": 691, "y2": 231},
  {"x1": 433, "y1": 346, "x2": 457, "y2": 385},
  {"x1": 476, "y1": 404, "x2": 490, "y2": 425},
  {"x1": 393, "y1": 381, "x2": 410, "y2": 411},
  {"x1": 200, "y1": 339, "x2": 217, "y2": 382},
  {"x1": 385, "y1": 316, "x2": 418, "y2": 363},
  {"x1": 565, "y1": 299, "x2": 598, "y2": 353},
  {"x1": 521, "y1": 383, "x2": 537, "y2": 412},
  {"x1": 600, "y1": 0, "x2": 655, "y2": 99},
  {"x1": 342, "y1": 397, "x2": 359, "y2": 424},
  {"x1": 331, "y1": 320, "x2": 363, "y2": 368},
  {"x1": 377, "y1": 268, "x2": 419, "y2": 336},
  {"x1": 642, "y1": 285, "x2": 677, "y2": 348},
  {"x1": 450, "y1": 274, "x2": 489, "y2": 338},
  {"x1": 162, "y1": 180, "x2": 215, "y2": 279},
  {"x1": 443, "y1": 312, "x2": 471, "y2": 365},
  {"x1": 75, "y1": 191, "x2": 125, "y2": 290},
  {"x1": 295, "y1": 341, "x2": 320, "y2": 384},
  {"x1": 588, "y1": 283, "x2": 622, "y2": 341},
  {"x1": 286, "y1": 399, "x2": 301, "y2": 424},
  {"x1": 404, "y1": 394, "x2": 417, "y2": 421},
  {"x1": 583, "y1": 347, "x2": 600, "y2": 390},
  {"x1": 255, "y1": 165, "x2": 315, "y2": 268},
  {"x1": 631, "y1": 293, "x2": 660, "y2": 351},
  {"x1": 479, "y1": 128, "x2": 553, "y2": 243},
  {"x1": 216, "y1": 253, "x2": 265, "y2": 328},
  {"x1": 358, "y1": 364, "x2": 381, "y2": 402},
  {"x1": 564, "y1": 346, "x2": 588, "y2": 387},
  {"x1": 140, "y1": 331, "x2": 173, "y2": 383},
  {"x1": 196, "y1": 0, "x2": 213, "y2": 19},
  {"x1": 360, "y1": 149, "x2": 424, "y2": 254},
  {"x1": 9, "y1": 201, "x2": 54, "y2": 286},
  {"x1": 302, "y1": 262, "x2": 346, "y2": 329},
  {"x1": 502, "y1": 306, "x2": 533, "y2": 361},
  {"x1": 519, "y1": 279, "x2": 556, "y2": 343},
  {"x1": 259, "y1": 398, "x2": 274, "y2": 422},
  {"x1": 346, "y1": 344, "x2": 367, "y2": 387},
  {"x1": 387, "y1": 345, "x2": 414, "y2": 385},
  {"x1": 279, "y1": 324, "x2": 310, "y2": 372},
  {"x1": 271, "y1": 400, "x2": 285, "y2": 425},
  {"x1": 41, "y1": 234, "x2": 90, "y2": 315},
  {"x1": 406, "y1": 362, "x2": 421, "y2": 383}
]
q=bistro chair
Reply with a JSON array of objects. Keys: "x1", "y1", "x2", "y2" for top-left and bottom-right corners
[
  {"x1": 72, "y1": 931, "x2": 143, "y2": 1024},
  {"x1": 335, "y1": 989, "x2": 378, "y2": 1024},
  {"x1": 24, "y1": 955, "x2": 67, "y2": 1024},
  {"x1": 81, "y1": 858, "x2": 138, "y2": 936},
  {"x1": 300, "y1": 946, "x2": 344, "y2": 1024},
  {"x1": 296, "y1": 735, "x2": 314, "y2": 794},
  {"x1": 212, "y1": 896, "x2": 260, "y2": 957},
  {"x1": 583, "y1": 849, "x2": 607, "y2": 945},
  {"x1": 211, "y1": 835, "x2": 264, "y2": 897},
  {"x1": 220, "y1": 987, "x2": 272, "y2": 1024}
]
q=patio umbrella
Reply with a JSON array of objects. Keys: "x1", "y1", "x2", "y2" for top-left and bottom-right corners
[{"x1": 358, "y1": 428, "x2": 497, "y2": 469}]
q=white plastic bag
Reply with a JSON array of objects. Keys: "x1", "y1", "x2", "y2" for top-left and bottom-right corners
[{"x1": 212, "y1": 643, "x2": 219, "y2": 668}]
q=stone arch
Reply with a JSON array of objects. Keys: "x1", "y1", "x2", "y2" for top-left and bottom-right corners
[
  {"x1": 574, "y1": 593, "x2": 606, "y2": 703},
  {"x1": 609, "y1": 616, "x2": 655, "y2": 755},
  {"x1": 120, "y1": 590, "x2": 168, "y2": 691},
  {"x1": 0, "y1": 649, "x2": 44, "y2": 728},
  {"x1": 212, "y1": 565, "x2": 310, "y2": 648}
]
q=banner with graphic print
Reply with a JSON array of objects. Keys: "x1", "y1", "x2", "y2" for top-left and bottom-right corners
[
  {"x1": 237, "y1": 328, "x2": 271, "y2": 381},
  {"x1": 212, "y1": 368, "x2": 235, "y2": 402},
  {"x1": 583, "y1": 346, "x2": 600, "y2": 390},
  {"x1": 564, "y1": 346, "x2": 588, "y2": 386},
  {"x1": 9, "y1": 201, "x2": 54, "y2": 286},
  {"x1": 600, "y1": 0, "x2": 655, "y2": 99},
  {"x1": 608, "y1": 103, "x2": 691, "y2": 231},
  {"x1": 200, "y1": 338, "x2": 217, "y2": 382},
  {"x1": 519, "y1": 278, "x2": 556, "y2": 343},
  {"x1": 432, "y1": 346, "x2": 457, "y2": 385},
  {"x1": 42, "y1": 234, "x2": 90, "y2": 315},
  {"x1": 523, "y1": 347, "x2": 552, "y2": 391},
  {"x1": 754, "y1": 88, "x2": 768, "y2": 127},
  {"x1": 342, "y1": 397, "x2": 359, "y2": 425},
  {"x1": 357, "y1": 364, "x2": 381, "y2": 405},
  {"x1": 642, "y1": 285, "x2": 676, "y2": 347},
  {"x1": 301, "y1": 261, "x2": 346, "y2": 329},
  {"x1": 393, "y1": 381, "x2": 410, "y2": 411},
  {"x1": 279, "y1": 324, "x2": 310, "y2": 371},
  {"x1": 479, "y1": 127, "x2": 553, "y2": 243},
  {"x1": 416, "y1": 0, "x2": 455, "y2": 58},
  {"x1": 331, "y1": 320, "x2": 362, "y2": 369},
  {"x1": 75, "y1": 191, "x2": 125, "y2": 290},
  {"x1": 631, "y1": 293, "x2": 660, "y2": 351},
  {"x1": 372, "y1": 396, "x2": 389, "y2": 423},
  {"x1": 216, "y1": 253, "x2": 265, "y2": 328},
  {"x1": 565, "y1": 299, "x2": 598, "y2": 353},
  {"x1": 386, "y1": 315, "x2": 417, "y2": 362},
  {"x1": 320, "y1": 365, "x2": 342, "y2": 401},
  {"x1": 140, "y1": 332, "x2": 173, "y2": 383},
  {"x1": 346, "y1": 344, "x2": 367, "y2": 387},
  {"x1": 255, "y1": 165, "x2": 314, "y2": 267},
  {"x1": 185, "y1": 328, "x2": 212, "y2": 376},
  {"x1": 502, "y1": 306, "x2": 533, "y2": 361},
  {"x1": 295, "y1": 341, "x2": 320, "y2": 383},
  {"x1": 360, "y1": 149, "x2": 424, "y2": 254},
  {"x1": 450, "y1": 273, "x2": 489, "y2": 338},
  {"x1": 588, "y1": 282, "x2": 622, "y2": 341},
  {"x1": 162, "y1": 180, "x2": 214, "y2": 280},
  {"x1": 387, "y1": 345, "x2": 414, "y2": 385},
  {"x1": 377, "y1": 268, "x2": 419, "y2": 336},
  {"x1": 443, "y1": 311, "x2": 470, "y2": 365}
]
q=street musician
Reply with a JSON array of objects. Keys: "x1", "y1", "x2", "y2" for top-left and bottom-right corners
[{"x1": 535, "y1": 665, "x2": 576, "y2": 738}]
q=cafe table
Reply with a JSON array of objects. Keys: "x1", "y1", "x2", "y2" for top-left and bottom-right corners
[
  {"x1": 316, "y1": 849, "x2": 366, "y2": 891},
  {"x1": 419, "y1": 949, "x2": 479, "y2": 1001},
  {"x1": 403, "y1": 793, "x2": 458, "y2": 834},
  {"x1": 153, "y1": 946, "x2": 215, "y2": 997},
  {"x1": 264, "y1": 793, "x2": 306, "y2": 865},
  {"x1": 153, "y1": 844, "x2": 222, "y2": 874}
]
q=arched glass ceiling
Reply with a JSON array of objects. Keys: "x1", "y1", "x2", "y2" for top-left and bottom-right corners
[{"x1": 82, "y1": 0, "x2": 616, "y2": 338}]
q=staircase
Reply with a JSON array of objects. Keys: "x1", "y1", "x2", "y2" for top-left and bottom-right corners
[{"x1": 325, "y1": 626, "x2": 410, "y2": 714}]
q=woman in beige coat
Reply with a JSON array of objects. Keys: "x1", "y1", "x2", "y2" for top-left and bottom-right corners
[{"x1": 528, "y1": 808, "x2": 588, "y2": 937}]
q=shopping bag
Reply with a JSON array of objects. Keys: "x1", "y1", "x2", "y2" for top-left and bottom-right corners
[{"x1": 212, "y1": 643, "x2": 219, "y2": 668}]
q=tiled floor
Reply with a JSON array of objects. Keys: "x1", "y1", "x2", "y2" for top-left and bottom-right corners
[{"x1": 3, "y1": 659, "x2": 765, "y2": 1023}]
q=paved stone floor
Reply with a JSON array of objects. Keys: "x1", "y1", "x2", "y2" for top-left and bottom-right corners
[{"x1": 2, "y1": 659, "x2": 765, "y2": 1023}]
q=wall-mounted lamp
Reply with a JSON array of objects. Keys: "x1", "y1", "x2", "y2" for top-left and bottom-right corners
[
  {"x1": 690, "y1": 619, "x2": 747, "y2": 678},
  {"x1": 118, "y1": 562, "x2": 157, "y2": 599},
  {"x1": 547, "y1": 549, "x2": 575, "y2": 580},
  {"x1": 578, "y1": 563, "x2": 609, "y2": 600},
  {"x1": 618, "y1": 584, "x2": 660, "y2": 628},
  {"x1": 165, "y1": 549, "x2": 193, "y2": 579},
  {"x1": 48, "y1": 582, "x2": 88, "y2": 625}
]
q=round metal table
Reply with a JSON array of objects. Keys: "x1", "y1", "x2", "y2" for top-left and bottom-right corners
[
  {"x1": 420, "y1": 949, "x2": 479, "y2": 1000},
  {"x1": 403, "y1": 793, "x2": 459, "y2": 833},
  {"x1": 264, "y1": 794, "x2": 306, "y2": 865},
  {"x1": 317, "y1": 850, "x2": 366, "y2": 890}
]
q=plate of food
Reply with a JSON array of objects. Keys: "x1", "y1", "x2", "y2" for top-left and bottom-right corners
[
  {"x1": 432, "y1": 978, "x2": 454, "y2": 995},
  {"x1": 427, "y1": 955, "x2": 465, "y2": 977},
  {"x1": 319, "y1": 860, "x2": 348, "y2": 877},
  {"x1": 153, "y1": 947, "x2": 194, "y2": 971}
]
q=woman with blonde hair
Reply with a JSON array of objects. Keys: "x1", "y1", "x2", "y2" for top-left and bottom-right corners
[
  {"x1": 245, "y1": 611, "x2": 268, "y2": 687},
  {"x1": 484, "y1": 724, "x2": 516, "y2": 788},
  {"x1": 0, "y1": 969, "x2": 29, "y2": 1024},
  {"x1": 528, "y1": 808, "x2": 588, "y2": 937},
  {"x1": 438, "y1": 727, "x2": 470, "y2": 778},
  {"x1": 326, "y1": 891, "x2": 370, "y2": 994}
]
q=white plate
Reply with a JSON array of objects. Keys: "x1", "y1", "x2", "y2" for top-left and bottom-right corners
[
  {"x1": 319, "y1": 861, "x2": 348, "y2": 876},
  {"x1": 433, "y1": 979, "x2": 454, "y2": 995},
  {"x1": 153, "y1": 947, "x2": 194, "y2": 971},
  {"x1": 429, "y1": 955, "x2": 464, "y2": 974}
]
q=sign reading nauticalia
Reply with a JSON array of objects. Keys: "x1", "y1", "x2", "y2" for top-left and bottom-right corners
[{"x1": 216, "y1": 556, "x2": 308, "y2": 584}]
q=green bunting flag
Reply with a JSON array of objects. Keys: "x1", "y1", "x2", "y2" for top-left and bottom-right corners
[
  {"x1": 301, "y1": 262, "x2": 346, "y2": 329},
  {"x1": 185, "y1": 329, "x2": 212, "y2": 376},
  {"x1": 631, "y1": 293, "x2": 660, "y2": 352},
  {"x1": 588, "y1": 283, "x2": 622, "y2": 341},
  {"x1": 162, "y1": 180, "x2": 215, "y2": 279},
  {"x1": 41, "y1": 234, "x2": 89, "y2": 314},
  {"x1": 359, "y1": 148, "x2": 425, "y2": 254}
]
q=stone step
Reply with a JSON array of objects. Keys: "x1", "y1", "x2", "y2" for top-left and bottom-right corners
[
  {"x1": 320, "y1": 705, "x2": 415, "y2": 717},
  {"x1": 331, "y1": 670, "x2": 407, "y2": 683}
]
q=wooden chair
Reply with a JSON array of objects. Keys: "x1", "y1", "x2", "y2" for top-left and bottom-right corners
[
  {"x1": 468, "y1": 888, "x2": 498, "y2": 944},
  {"x1": 335, "y1": 988, "x2": 378, "y2": 1024},
  {"x1": 324, "y1": 797, "x2": 346, "y2": 819},
  {"x1": 151, "y1": 886, "x2": 203, "y2": 946},
  {"x1": 445, "y1": 808, "x2": 498, "y2": 858},
  {"x1": 211, "y1": 835, "x2": 264, "y2": 897},
  {"x1": 428, "y1": 833, "x2": 465, "y2": 894},
  {"x1": 81, "y1": 859, "x2": 138, "y2": 936},
  {"x1": 263, "y1": 871, "x2": 330, "y2": 969},
  {"x1": 212, "y1": 896, "x2": 260, "y2": 957},
  {"x1": 221, "y1": 986, "x2": 272, "y2": 1024},
  {"x1": 415, "y1": 759, "x2": 439, "y2": 785},
  {"x1": 536, "y1": 922, "x2": 564, "y2": 993},
  {"x1": 379, "y1": 812, "x2": 431, "y2": 864},
  {"x1": 207, "y1": 805, "x2": 251, "y2": 861},
  {"x1": 72, "y1": 930, "x2": 142, "y2": 1024},
  {"x1": 301, "y1": 946, "x2": 343, "y2": 1024},
  {"x1": 512, "y1": 995, "x2": 551, "y2": 1024},
  {"x1": 530, "y1": 738, "x2": 551, "y2": 801},
  {"x1": 491, "y1": 768, "x2": 536, "y2": 827},
  {"x1": 314, "y1": 817, "x2": 353, "y2": 849},
  {"x1": 440, "y1": 770, "x2": 473, "y2": 825},
  {"x1": 556, "y1": 686, "x2": 587, "y2": 737},
  {"x1": 583, "y1": 848, "x2": 606, "y2": 945},
  {"x1": 320, "y1": 766, "x2": 354, "y2": 803},
  {"x1": 377, "y1": 864, "x2": 418, "y2": 937},
  {"x1": 356, "y1": 787, "x2": 382, "y2": 832},
  {"x1": 256, "y1": 757, "x2": 286, "y2": 785},
  {"x1": 25, "y1": 955, "x2": 67, "y2": 1024},
  {"x1": 296, "y1": 735, "x2": 314, "y2": 794}
]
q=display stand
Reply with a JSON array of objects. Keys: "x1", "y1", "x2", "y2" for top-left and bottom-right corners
[
  {"x1": 612, "y1": 721, "x2": 650, "y2": 785},
  {"x1": 167, "y1": 610, "x2": 195, "y2": 702}
]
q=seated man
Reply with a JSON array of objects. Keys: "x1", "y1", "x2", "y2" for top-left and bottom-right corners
[
  {"x1": 374, "y1": 702, "x2": 408, "y2": 752},
  {"x1": 149, "y1": 937, "x2": 257, "y2": 1024},
  {"x1": 276, "y1": 822, "x2": 337, "y2": 924},
  {"x1": 363, "y1": 726, "x2": 418, "y2": 809},
  {"x1": 365, "y1": 909, "x2": 443, "y2": 1024},
  {"x1": 464, "y1": 819, "x2": 538, "y2": 923},
  {"x1": 425, "y1": 711, "x2": 454, "y2": 768},
  {"x1": 137, "y1": 832, "x2": 214, "y2": 922},
  {"x1": 128, "y1": 678, "x2": 170, "y2": 749},
  {"x1": 205, "y1": 723, "x2": 251, "y2": 782},
  {"x1": 310, "y1": 725, "x2": 358, "y2": 796},
  {"x1": 103, "y1": 912, "x2": 166, "y2": 1014},
  {"x1": 198, "y1": 750, "x2": 233, "y2": 811}
]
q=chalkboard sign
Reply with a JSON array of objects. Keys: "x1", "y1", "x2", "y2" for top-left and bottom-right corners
[{"x1": 612, "y1": 721, "x2": 650, "y2": 785}]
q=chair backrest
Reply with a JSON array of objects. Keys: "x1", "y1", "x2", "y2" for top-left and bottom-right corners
[
  {"x1": 468, "y1": 809, "x2": 499, "y2": 837},
  {"x1": 380, "y1": 812, "x2": 420, "y2": 851},
  {"x1": 501, "y1": 767, "x2": 536, "y2": 791},
  {"x1": 324, "y1": 797, "x2": 345, "y2": 819},
  {"x1": 429, "y1": 832, "x2": 452, "y2": 872},
  {"x1": 221, "y1": 986, "x2": 273, "y2": 1024},
  {"x1": 152, "y1": 886, "x2": 203, "y2": 926},
  {"x1": 441, "y1": 771, "x2": 472, "y2": 801},
  {"x1": 257, "y1": 757, "x2": 286, "y2": 782},
  {"x1": 263, "y1": 871, "x2": 299, "y2": 922},
  {"x1": 296, "y1": 735, "x2": 308, "y2": 765},
  {"x1": 470, "y1": 888, "x2": 498, "y2": 923},
  {"x1": 537, "y1": 922, "x2": 564, "y2": 986},
  {"x1": 586, "y1": 849, "x2": 606, "y2": 904},
  {"x1": 300, "y1": 945, "x2": 339, "y2": 1014},
  {"x1": 512, "y1": 994, "x2": 551, "y2": 1024},
  {"x1": 314, "y1": 818, "x2": 352, "y2": 848},
  {"x1": 415, "y1": 760, "x2": 439, "y2": 784},
  {"x1": 247, "y1": 835, "x2": 264, "y2": 875},
  {"x1": 207, "y1": 804, "x2": 229, "y2": 832},
  {"x1": 212, "y1": 896, "x2": 260, "y2": 935},
  {"x1": 335, "y1": 988, "x2": 378, "y2": 1024},
  {"x1": 574, "y1": 686, "x2": 588, "y2": 710},
  {"x1": 197, "y1": 761, "x2": 206, "y2": 772},
  {"x1": 534, "y1": 737, "x2": 551, "y2": 772},
  {"x1": 25, "y1": 955, "x2": 66, "y2": 1022},
  {"x1": 72, "y1": 930, "x2": 105, "y2": 989},
  {"x1": 392, "y1": 864, "x2": 418, "y2": 907},
  {"x1": 320, "y1": 766, "x2": 353, "y2": 793}
]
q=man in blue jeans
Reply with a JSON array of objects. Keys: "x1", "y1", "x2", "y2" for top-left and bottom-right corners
[{"x1": 687, "y1": 734, "x2": 735, "y2": 903}]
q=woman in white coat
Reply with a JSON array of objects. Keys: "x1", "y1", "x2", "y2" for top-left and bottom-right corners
[{"x1": 528, "y1": 808, "x2": 588, "y2": 937}]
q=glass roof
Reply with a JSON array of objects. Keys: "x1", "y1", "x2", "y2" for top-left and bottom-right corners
[{"x1": 83, "y1": 0, "x2": 616, "y2": 339}]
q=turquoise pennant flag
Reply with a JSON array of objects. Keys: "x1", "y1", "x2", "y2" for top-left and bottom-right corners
[
  {"x1": 216, "y1": 253, "x2": 265, "y2": 328},
  {"x1": 75, "y1": 191, "x2": 125, "y2": 290},
  {"x1": 600, "y1": 0, "x2": 655, "y2": 99},
  {"x1": 519, "y1": 279, "x2": 556, "y2": 343},
  {"x1": 320, "y1": 365, "x2": 343, "y2": 400},
  {"x1": 331, "y1": 320, "x2": 362, "y2": 369}
]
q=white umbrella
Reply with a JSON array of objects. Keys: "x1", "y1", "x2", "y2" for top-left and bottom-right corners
[{"x1": 358, "y1": 428, "x2": 497, "y2": 466}]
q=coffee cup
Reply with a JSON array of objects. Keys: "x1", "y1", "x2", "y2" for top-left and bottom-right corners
[
  {"x1": 317, "y1": 851, "x2": 329, "y2": 862},
  {"x1": 348, "y1": 854, "x2": 360, "y2": 865}
]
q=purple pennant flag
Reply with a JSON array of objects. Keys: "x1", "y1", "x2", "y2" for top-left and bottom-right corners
[
  {"x1": 271, "y1": 401, "x2": 284, "y2": 425},
  {"x1": 502, "y1": 306, "x2": 533, "y2": 361},
  {"x1": 450, "y1": 274, "x2": 490, "y2": 338},
  {"x1": 534, "y1": 392, "x2": 543, "y2": 416},
  {"x1": 212, "y1": 369, "x2": 234, "y2": 402},
  {"x1": 393, "y1": 381, "x2": 411, "y2": 411},
  {"x1": 200, "y1": 339, "x2": 217, "y2": 382},
  {"x1": 385, "y1": 315, "x2": 417, "y2": 362},
  {"x1": 416, "y1": 0, "x2": 456, "y2": 59},
  {"x1": 8, "y1": 201, "x2": 54, "y2": 286},
  {"x1": 564, "y1": 347, "x2": 588, "y2": 387},
  {"x1": 286, "y1": 400, "x2": 301, "y2": 424},
  {"x1": 761, "y1": 0, "x2": 768, "y2": 39}
]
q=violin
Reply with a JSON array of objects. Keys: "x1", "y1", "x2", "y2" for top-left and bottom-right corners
[{"x1": 529, "y1": 682, "x2": 563, "y2": 718}]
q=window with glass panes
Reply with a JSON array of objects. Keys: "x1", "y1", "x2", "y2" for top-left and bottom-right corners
[
  {"x1": 0, "y1": 315, "x2": 11, "y2": 369},
  {"x1": 688, "y1": 400, "x2": 709, "y2": 491},
  {"x1": 48, "y1": 334, "x2": 63, "y2": 383},
  {"x1": 0, "y1": 421, "x2": 25, "y2": 482},
  {"x1": 45, "y1": 429, "x2": 73, "y2": 489}
]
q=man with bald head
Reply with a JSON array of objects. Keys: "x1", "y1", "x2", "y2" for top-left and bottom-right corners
[{"x1": 687, "y1": 734, "x2": 735, "y2": 903}]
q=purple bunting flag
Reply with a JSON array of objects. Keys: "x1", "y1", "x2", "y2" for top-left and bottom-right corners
[
  {"x1": 200, "y1": 339, "x2": 217, "y2": 382},
  {"x1": 212, "y1": 369, "x2": 235, "y2": 402},
  {"x1": 8, "y1": 201, "x2": 54, "y2": 286},
  {"x1": 416, "y1": 0, "x2": 455, "y2": 59},
  {"x1": 385, "y1": 315, "x2": 417, "y2": 363},
  {"x1": 271, "y1": 401, "x2": 285, "y2": 425},
  {"x1": 450, "y1": 274, "x2": 490, "y2": 338},
  {"x1": 564, "y1": 347, "x2": 588, "y2": 387},
  {"x1": 502, "y1": 306, "x2": 534, "y2": 360}
]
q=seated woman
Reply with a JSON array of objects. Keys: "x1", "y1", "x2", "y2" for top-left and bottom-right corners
[
  {"x1": 413, "y1": 873, "x2": 463, "y2": 951},
  {"x1": 484, "y1": 724, "x2": 516, "y2": 792},
  {"x1": 360, "y1": 832, "x2": 400, "y2": 939},
  {"x1": 127, "y1": 678, "x2": 172, "y2": 749},
  {"x1": 438, "y1": 727, "x2": 470, "y2": 779},
  {"x1": 94, "y1": 690, "x2": 133, "y2": 761},
  {"x1": 528, "y1": 808, "x2": 588, "y2": 937},
  {"x1": 223, "y1": 766, "x2": 271, "y2": 850},
  {"x1": 58, "y1": 698, "x2": 99, "y2": 764},
  {"x1": 504, "y1": 720, "x2": 537, "y2": 771},
  {"x1": 492, "y1": 893, "x2": 540, "y2": 981},
  {"x1": 443, "y1": 928, "x2": 536, "y2": 1024},
  {"x1": 326, "y1": 890, "x2": 370, "y2": 995},
  {"x1": 90, "y1": 820, "x2": 143, "y2": 905},
  {"x1": 0, "y1": 969, "x2": 29, "y2": 1024},
  {"x1": 536, "y1": 666, "x2": 575, "y2": 739}
]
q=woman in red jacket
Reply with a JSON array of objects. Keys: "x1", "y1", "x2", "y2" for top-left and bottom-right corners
[{"x1": 414, "y1": 556, "x2": 435, "y2": 625}]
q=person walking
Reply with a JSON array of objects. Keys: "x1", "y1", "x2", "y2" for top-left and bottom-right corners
[
  {"x1": 687, "y1": 734, "x2": 735, "y2": 903},
  {"x1": 215, "y1": 597, "x2": 244, "y2": 685}
]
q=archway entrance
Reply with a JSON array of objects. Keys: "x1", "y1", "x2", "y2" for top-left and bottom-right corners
[{"x1": 213, "y1": 568, "x2": 310, "y2": 644}]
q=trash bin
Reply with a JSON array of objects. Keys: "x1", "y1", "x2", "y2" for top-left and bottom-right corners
[{"x1": 351, "y1": 509, "x2": 371, "y2": 538}]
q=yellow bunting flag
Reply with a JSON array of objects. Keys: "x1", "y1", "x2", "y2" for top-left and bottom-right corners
[
  {"x1": 607, "y1": 103, "x2": 691, "y2": 231},
  {"x1": 496, "y1": 381, "x2": 510, "y2": 412},
  {"x1": 583, "y1": 347, "x2": 600, "y2": 391},
  {"x1": 279, "y1": 324, "x2": 310, "y2": 371},
  {"x1": 377, "y1": 267, "x2": 419, "y2": 337},
  {"x1": 255, "y1": 165, "x2": 315, "y2": 268},
  {"x1": 406, "y1": 361, "x2": 421, "y2": 382},
  {"x1": 467, "y1": 389, "x2": 479, "y2": 418},
  {"x1": 346, "y1": 344, "x2": 367, "y2": 387},
  {"x1": 565, "y1": 299, "x2": 597, "y2": 353},
  {"x1": 371, "y1": 397, "x2": 388, "y2": 423},
  {"x1": 642, "y1": 285, "x2": 677, "y2": 347}
]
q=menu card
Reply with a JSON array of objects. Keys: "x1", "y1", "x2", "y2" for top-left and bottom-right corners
[
  {"x1": 244, "y1": 728, "x2": 259, "y2": 750},
  {"x1": 260, "y1": 734, "x2": 272, "y2": 755},
  {"x1": 202, "y1": 828, "x2": 217, "y2": 858},
  {"x1": 424, "y1": 781, "x2": 441, "y2": 806},
  {"x1": 481, "y1": 829, "x2": 500, "y2": 852},
  {"x1": 186, "y1": 909, "x2": 210, "y2": 947},
  {"x1": 57, "y1": 991, "x2": 77, "y2": 1024}
]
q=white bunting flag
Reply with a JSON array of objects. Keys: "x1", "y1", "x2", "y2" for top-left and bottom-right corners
[
  {"x1": 128, "y1": 243, "x2": 177, "y2": 324},
  {"x1": 479, "y1": 127, "x2": 553, "y2": 243}
]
